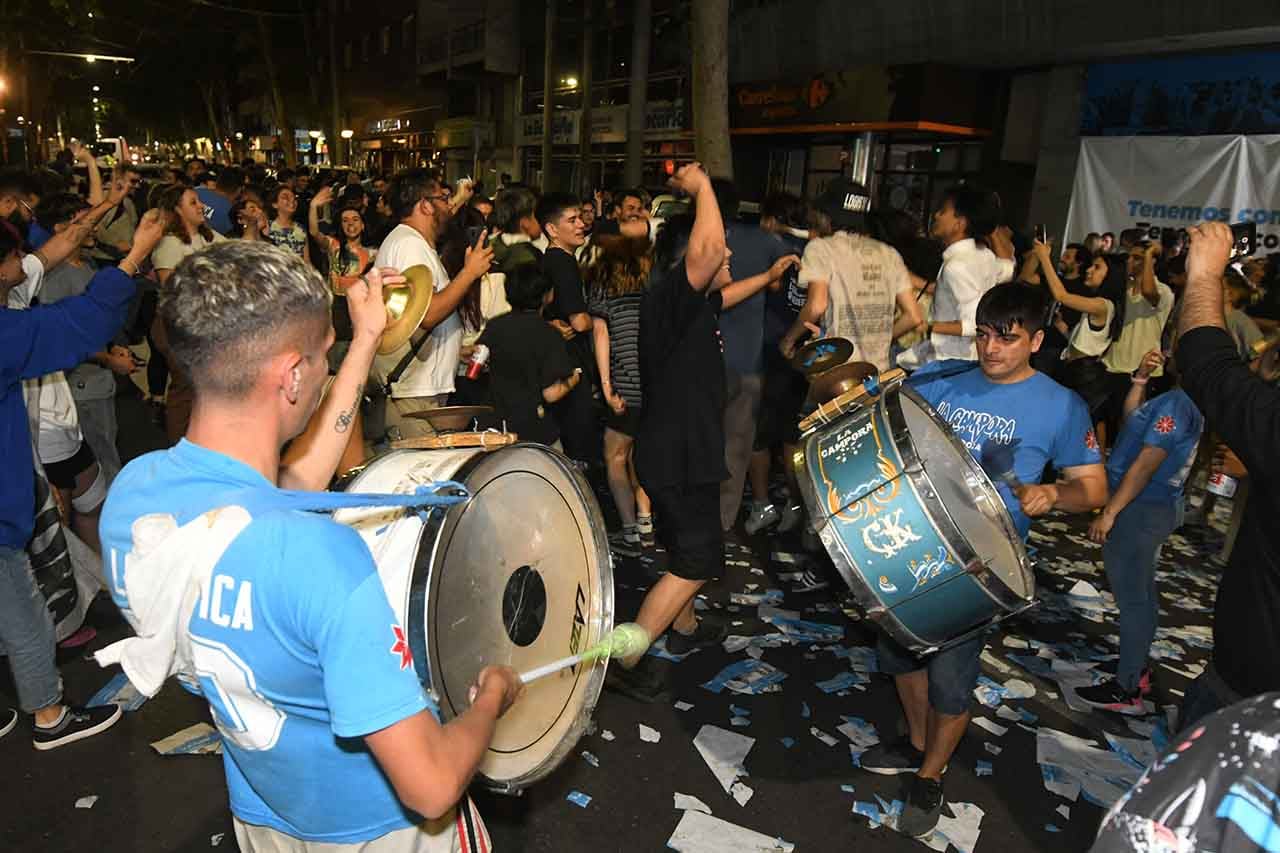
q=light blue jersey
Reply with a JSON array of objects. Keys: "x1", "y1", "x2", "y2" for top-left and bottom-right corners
[
  {"x1": 100, "y1": 440, "x2": 432, "y2": 843},
  {"x1": 910, "y1": 361, "x2": 1103, "y2": 538},
  {"x1": 1106, "y1": 389, "x2": 1203, "y2": 503}
]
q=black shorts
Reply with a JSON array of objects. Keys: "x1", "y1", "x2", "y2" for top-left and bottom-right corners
[
  {"x1": 754, "y1": 354, "x2": 807, "y2": 450},
  {"x1": 605, "y1": 404, "x2": 643, "y2": 438},
  {"x1": 648, "y1": 482, "x2": 723, "y2": 581},
  {"x1": 45, "y1": 441, "x2": 97, "y2": 489}
]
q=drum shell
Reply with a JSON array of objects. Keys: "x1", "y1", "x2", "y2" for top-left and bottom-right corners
[
  {"x1": 796, "y1": 381, "x2": 1033, "y2": 654},
  {"x1": 335, "y1": 446, "x2": 613, "y2": 792}
]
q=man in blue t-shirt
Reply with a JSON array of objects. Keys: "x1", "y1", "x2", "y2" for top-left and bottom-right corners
[
  {"x1": 1076, "y1": 350, "x2": 1203, "y2": 716},
  {"x1": 99, "y1": 242, "x2": 521, "y2": 850},
  {"x1": 193, "y1": 168, "x2": 241, "y2": 236},
  {"x1": 857, "y1": 282, "x2": 1107, "y2": 839}
]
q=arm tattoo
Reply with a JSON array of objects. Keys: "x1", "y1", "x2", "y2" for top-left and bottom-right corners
[{"x1": 335, "y1": 383, "x2": 362, "y2": 434}]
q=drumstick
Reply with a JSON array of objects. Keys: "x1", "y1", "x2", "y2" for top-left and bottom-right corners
[
  {"x1": 518, "y1": 623, "x2": 651, "y2": 685},
  {"x1": 979, "y1": 441, "x2": 1027, "y2": 497}
]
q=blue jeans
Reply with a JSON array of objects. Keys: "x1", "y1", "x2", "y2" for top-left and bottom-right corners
[
  {"x1": 0, "y1": 545, "x2": 62, "y2": 712},
  {"x1": 1103, "y1": 499, "x2": 1180, "y2": 693}
]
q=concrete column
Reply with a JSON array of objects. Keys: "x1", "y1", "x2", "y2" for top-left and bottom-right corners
[{"x1": 1026, "y1": 64, "x2": 1086, "y2": 244}]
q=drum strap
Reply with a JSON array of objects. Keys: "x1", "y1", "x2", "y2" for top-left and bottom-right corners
[
  {"x1": 205, "y1": 482, "x2": 472, "y2": 519},
  {"x1": 905, "y1": 358, "x2": 982, "y2": 385}
]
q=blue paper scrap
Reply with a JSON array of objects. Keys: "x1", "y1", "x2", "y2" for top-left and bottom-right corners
[
  {"x1": 566, "y1": 790, "x2": 592, "y2": 808},
  {"x1": 780, "y1": 737, "x2": 796, "y2": 748},
  {"x1": 87, "y1": 672, "x2": 148, "y2": 713},
  {"x1": 1045, "y1": 824, "x2": 1061, "y2": 833},
  {"x1": 801, "y1": 701, "x2": 812, "y2": 719},
  {"x1": 816, "y1": 671, "x2": 868, "y2": 694},
  {"x1": 702, "y1": 659, "x2": 788, "y2": 695},
  {"x1": 730, "y1": 704, "x2": 752, "y2": 717},
  {"x1": 580, "y1": 751, "x2": 599, "y2": 768},
  {"x1": 976, "y1": 760, "x2": 994, "y2": 777}
]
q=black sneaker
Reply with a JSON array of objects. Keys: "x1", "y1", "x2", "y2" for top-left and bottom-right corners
[
  {"x1": 789, "y1": 568, "x2": 830, "y2": 593},
  {"x1": 32, "y1": 704, "x2": 123, "y2": 751},
  {"x1": 604, "y1": 658, "x2": 668, "y2": 704},
  {"x1": 858, "y1": 737, "x2": 924, "y2": 775},
  {"x1": 1075, "y1": 679, "x2": 1147, "y2": 716},
  {"x1": 898, "y1": 774, "x2": 944, "y2": 838},
  {"x1": 665, "y1": 618, "x2": 728, "y2": 655},
  {"x1": 0, "y1": 707, "x2": 17, "y2": 739},
  {"x1": 608, "y1": 530, "x2": 643, "y2": 558}
]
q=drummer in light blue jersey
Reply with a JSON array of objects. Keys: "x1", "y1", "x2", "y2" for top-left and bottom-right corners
[
  {"x1": 856, "y1": 282, "x2": 1107, "y2": 839},
  {"x1": 99, "y1": 242, "x2": 521, "y2": 852}
]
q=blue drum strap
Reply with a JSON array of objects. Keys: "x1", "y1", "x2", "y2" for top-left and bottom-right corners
[{"x1": 203, "y1": 482, "x2": 470, "y2": 521}]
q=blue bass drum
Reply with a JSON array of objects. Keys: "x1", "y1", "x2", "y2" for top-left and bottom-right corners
[{"x1": 796, "y1": 374, "x2": 1034, "y2": 654}]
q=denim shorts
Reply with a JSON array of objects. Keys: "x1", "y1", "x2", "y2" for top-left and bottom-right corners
[{"x1": 876, "y1": 630, "x2": 984, "y2": 716}]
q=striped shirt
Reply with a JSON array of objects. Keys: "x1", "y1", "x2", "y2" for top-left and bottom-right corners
[{"x1": 591, "y1": 292, "x2": 644, "y2": 409}]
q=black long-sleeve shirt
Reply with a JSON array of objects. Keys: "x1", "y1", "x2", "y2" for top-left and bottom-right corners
[{"x1": 1177, "y1": 326, "x2": 1280, "y2": 697}]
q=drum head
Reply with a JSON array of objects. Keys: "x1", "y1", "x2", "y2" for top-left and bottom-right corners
[
  {"x1": 423, "y1": 445, "x2": 612, "y2": 790},
  {"x1": 897, "y1": 390, "x2": 1033, "y2": 601}
]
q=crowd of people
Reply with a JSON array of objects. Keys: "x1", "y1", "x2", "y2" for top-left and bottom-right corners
[{"x1": 1, "y1": 137, "x2": 1278, "y2": 851}]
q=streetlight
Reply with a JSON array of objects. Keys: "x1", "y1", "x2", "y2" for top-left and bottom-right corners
[
  {"x1": 340, "y1": 128, "x2": 354, "y2": 167},
  {"x1": 564, "y1": 76, "x2": 578, "y2": 89},
  {"x1": 92, "y1": 85, "x2": 100, "y2": 92}
]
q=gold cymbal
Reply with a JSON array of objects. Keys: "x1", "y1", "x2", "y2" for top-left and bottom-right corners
[
  {"x1": 810, "y1": 361, "x2": 878, "y2": 404},
  {"x1": 790, "y1": 336, "x2": 854, "y2": 375},
  {"x1": 378, "y1": 264, "x2": 434, "y2": 355}
]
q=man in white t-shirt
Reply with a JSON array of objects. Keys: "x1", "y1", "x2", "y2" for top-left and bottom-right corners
[
  {"x1": 923, "y1": 185, "x2": 1016, "y2": 362},
  {"x1": 780, "y1": 180, "x2": 922, "y2": 372},
  {"x1": 373, "y1": 168, "x2": 494, "y2": 439}
]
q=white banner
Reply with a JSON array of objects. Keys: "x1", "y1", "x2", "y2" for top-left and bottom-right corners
[{"x1": 1064, "y1": 135, "x2": 1280, "y2": 253}]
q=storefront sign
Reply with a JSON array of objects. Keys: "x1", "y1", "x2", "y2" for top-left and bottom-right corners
[
  {"x1": 517, "y1": 102, "x2": 688, "y2": 146},
  {"x1": 1065, "y1": 135, "x2": 1280, "y2": 250},
  {"x1": 729, "y1": 65, "x2": 985, "y2": 131}
]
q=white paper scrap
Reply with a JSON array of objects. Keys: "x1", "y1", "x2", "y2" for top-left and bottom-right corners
[
  {"x1": 1056, "y1": 804, "x2": 1070, "y2": 820},
  {"x1": 150, "y1": 722, "x2": 222, "y2": 755},
  {"x1": 923, "y1": 802, "x2": 985, "y2": 853},
  {"x1": 972, "y1": 717, "x2": 1008, "y2": 737},
  {"x1": 984, "y1": 742, "x2": 1003, "y2": 756},
  {"x1": 639, "y1": 724, "x2": 662, "y2": 743},
  {"x1": 667, "y1": 810, "x2": 795, "y2": 852},
  {"x1": 810, "y1": 726, "x2": 839, "y2": 747},
  {"x1": 730, "y1": 781, "x2": 755, "y2": 806},
  {"x1": 601, "y1": 729, "x2": 615, "y2": 741},
  {"x1": 675, "y1": 701, "x2": 695, "y2": 711},
  {"x1": 674, "y1": 792, "x2": 713, "y2": 814},
  {"x1": 75, "y1": 795, "x2": 98, "y2": 809},
  {"x1": 693, "y1": 724, "x2": 756, "y2": 800}
]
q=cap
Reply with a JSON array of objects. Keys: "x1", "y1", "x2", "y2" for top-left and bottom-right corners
[{"x1": 815, "y1": 179, "x2": 872, "y2": 231}]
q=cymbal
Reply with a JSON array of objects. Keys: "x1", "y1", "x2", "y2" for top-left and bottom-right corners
[
  {"x1": 791, "y1": 336, "x2": 854, "y2": 375},
  {"x1": 378, "y1": 264, "x2": 434, "y2": 355},
  {"x1": 809, "y1": 361, "x2": 878, "y2": 405},
  {"x1": 403, "y1": 405, "x2": 495, "y2": 432}
]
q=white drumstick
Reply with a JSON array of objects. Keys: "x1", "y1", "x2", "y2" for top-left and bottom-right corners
[{"x1": 517, "y1": 623, "x2": 650, "y2": 685}]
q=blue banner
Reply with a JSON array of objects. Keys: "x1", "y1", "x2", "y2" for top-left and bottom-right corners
[{"x1": 1082, "y1": 51, "x2": 1280, "y2": 136}]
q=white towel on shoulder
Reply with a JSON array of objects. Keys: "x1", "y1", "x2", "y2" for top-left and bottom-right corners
[{"x1": 95, "y1": 506, "x2": 252, "y2": 697}]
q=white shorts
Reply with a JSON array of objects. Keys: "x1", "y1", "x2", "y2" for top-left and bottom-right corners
[{"x1": 233, "y1": 799, "x2": 490, "y2": 853}]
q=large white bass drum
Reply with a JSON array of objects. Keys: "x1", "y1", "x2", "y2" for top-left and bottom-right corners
[{"x1": 335, "y1": 445, "x2": 613, "y2": 792}]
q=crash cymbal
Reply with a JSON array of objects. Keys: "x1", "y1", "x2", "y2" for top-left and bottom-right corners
[
  {"x1": 809, "y1": 361, "x2": 878, "y2": 405},
  {"x1": 403, "y1": 405, "x2": 496, "y2": 432},
  {"x1": 378, "y1": 264, "x2": 434, "y2": 355},
  {"x1": 790, "y1": 336, "x2": 854, "y2": 375}
]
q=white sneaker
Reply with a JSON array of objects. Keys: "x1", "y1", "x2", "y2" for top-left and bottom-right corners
[
  {"x1": 777, "y1": 502, "x2": 803, "y2": 533},
  {"x1": 0, "y1": 707, "x2": 17, "y2": 739},
  {"x1": 744, "y1": 504, "x2": 780, "y2": 535}
]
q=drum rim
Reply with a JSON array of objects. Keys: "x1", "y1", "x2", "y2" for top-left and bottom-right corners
[
  {"x1": 419, "y1": 443, "x2": 614, "y2": 792},
  {"x1": 888, "y1": 385, "x2": 1035, "y2": 611}
]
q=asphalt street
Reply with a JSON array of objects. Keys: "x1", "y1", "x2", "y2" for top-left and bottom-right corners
[{"x1": 1, "y1": 381, "x2": 1224, "y2": 852}]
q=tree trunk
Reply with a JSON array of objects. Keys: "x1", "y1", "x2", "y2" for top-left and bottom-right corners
[
  {"x1": 256, "y1": 13, "x2": 296, "y2": 167},
  {"x1": 199, "y1": 83, "x2": 225, "y2": 164},
  {"x1": 327, "y1": 0, "x2": 342, "y2": 166},
  {"x1": 577, "y1": 0, "x2": 594, "y2": 197},
  {"x1": 540, "y1": 0, "x2": 555, "y2": 192},
  {"x1": 691, "y1": 0, "x2": 731, "y2": 178},
  {"x1": 623, "y1": 0, "x2": 650, "y2": 188},
  {"x1": 297, "y1": 0, "x2": 320, "y2": 114}
]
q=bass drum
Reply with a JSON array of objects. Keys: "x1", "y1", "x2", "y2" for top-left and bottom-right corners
[{"x1": 335, "y1": 445, "x2": 613, "y2": 792}]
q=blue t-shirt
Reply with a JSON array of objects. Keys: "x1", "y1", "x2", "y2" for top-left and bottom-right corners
[
  {"x1": 909, "y1": 361, "x2": 1103, "y2": 538},
  {"x1": 195, "y1": 187, "x2": 233, "y2": 235},
  {"x1": 1106, "y1": 388, "x2": 1203, "y2": 503},
  {"x1": 718, "y1": 223, "x2": 784, "y2": 376},
  {"x1": 100, "y1": 440, "x2": 432, "y2": 843},
  {"x1": 27, "y1": 220, "x2": 52, "y2": 250}
]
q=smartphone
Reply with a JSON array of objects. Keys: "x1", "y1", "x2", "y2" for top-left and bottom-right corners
[
  {"x1": 1230, "y1": 221, "x2": 1257, "y2": 258},
  {"x1": 466, "y1": 224, "x2": 486, "y2": 247},
  {"x1": 1033, "y1": 224, "x2": 1047, "y2": 244}
]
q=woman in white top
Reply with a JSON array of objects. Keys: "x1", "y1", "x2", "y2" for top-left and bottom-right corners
[
  {"x1": 150, "y1": 184, "x2": 227, "y2": 443},
  {"x1": 1032, "y1": 239, "x2": 1127, "y2": 421}
]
